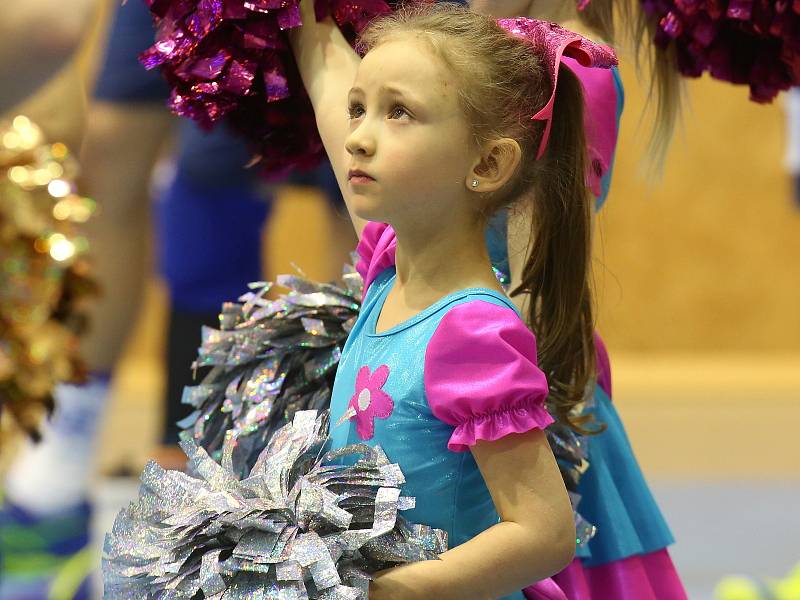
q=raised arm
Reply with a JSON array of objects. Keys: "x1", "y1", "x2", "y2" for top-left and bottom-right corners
[{"x1": 288, "y1": 0, "x2": 368, "y2": 236}]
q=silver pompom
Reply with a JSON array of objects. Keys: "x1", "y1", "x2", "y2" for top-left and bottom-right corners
[
  {"x1": 179, "y1": 264, "x2": 363, "y2": 478},
  {"x1": 103, "y1": 410, "x2": 447, "y2": 599}
]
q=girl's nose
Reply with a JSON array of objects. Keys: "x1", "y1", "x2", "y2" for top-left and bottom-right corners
[{"x1": 345, "y1": 124, "x2": 376, "y2": 157}]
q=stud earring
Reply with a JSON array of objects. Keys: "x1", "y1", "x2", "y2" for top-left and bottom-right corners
[{"x1": 471, "y1": 179, "x2": 479, "y2": 188}]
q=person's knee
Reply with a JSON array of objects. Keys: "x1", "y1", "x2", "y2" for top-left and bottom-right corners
[{"x1": 80, "y1": 102, "x2": 173, "y2": 225}]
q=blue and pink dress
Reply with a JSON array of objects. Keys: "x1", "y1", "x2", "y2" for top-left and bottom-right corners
[
  {"x1": 329, "y1": 55, "x2": 686, "y2": 600},
  {"x1": 329, "y1": 222, "x2": 556, "y2": 600}
]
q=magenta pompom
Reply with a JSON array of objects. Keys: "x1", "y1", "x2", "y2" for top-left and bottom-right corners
[
  {"x1": 139, "y1": 0, "x2": 396, "y2": 177},
  {"x1": 641, "y1": 0, "x2": 800, "y2": 103}
]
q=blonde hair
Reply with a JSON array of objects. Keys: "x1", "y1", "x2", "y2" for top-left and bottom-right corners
[
  {"x1": 360, "y1": 4, "x2": 597, "y2": 432},
  {"x1": 579, "y1": 0, "x2": 682, "y2": 166}
]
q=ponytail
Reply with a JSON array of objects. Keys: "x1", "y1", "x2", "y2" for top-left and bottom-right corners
[{"x1": 514, "y1": 65, "x2": 598, "y2": 432}]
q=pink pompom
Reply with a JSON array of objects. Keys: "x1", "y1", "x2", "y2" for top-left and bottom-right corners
[
  {"x1": 641, "y1": 0, "x2": 800, "y2": 103},
  {"x1": 140, "y1": 0, "x2": 396, "y2": 178}
]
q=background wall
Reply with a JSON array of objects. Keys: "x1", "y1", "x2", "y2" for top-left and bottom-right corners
[{"x1": 596, "y1": 64, "x2": 800, "y2": 352}]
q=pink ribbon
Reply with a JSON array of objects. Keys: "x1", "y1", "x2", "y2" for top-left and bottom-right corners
[{"x1": 496, "y1": 18, "x2": 618, "y2": 159}]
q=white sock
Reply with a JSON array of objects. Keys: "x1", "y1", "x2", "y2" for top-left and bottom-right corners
[{"x1": 4, "y1": 377, "x2": 109, "y2": 516}]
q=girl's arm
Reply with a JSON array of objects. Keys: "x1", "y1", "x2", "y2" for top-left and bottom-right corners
[
  {"x1": 370, "y1": 429, "x2": 576, "y2": 600},
  {"x1": 288, "y1": 0, "x2": 368, "y2": 236}
]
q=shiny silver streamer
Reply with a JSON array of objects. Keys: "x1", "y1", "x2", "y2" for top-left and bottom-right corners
[
  {"x1": 103, "y1": 410, "x2": 447, "y2": 599},
  {"x1": 178, "y1": 263, "x2": 363, "y2": 478},
  {"x1": 181, "y1": 261, "x2": 595, "y2": 548}
]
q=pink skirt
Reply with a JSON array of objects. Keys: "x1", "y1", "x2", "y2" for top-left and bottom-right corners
[{"x1": 524, "y1": 549, "x2": 688, "y2": 600}]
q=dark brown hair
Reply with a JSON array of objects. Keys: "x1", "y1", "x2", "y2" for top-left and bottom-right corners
[{"x1": 361, "y1": 4, "x2": 596, "y2": 431}]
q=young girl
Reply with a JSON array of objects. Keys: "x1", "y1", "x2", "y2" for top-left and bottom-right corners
[
  {"x1": 289, "y1": 2, "x2": 617, "y2": 597},
  {"x1": 472, "y1": 1, "x2": 688, "y2": 598}
]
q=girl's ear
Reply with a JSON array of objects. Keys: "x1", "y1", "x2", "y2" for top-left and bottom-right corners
[{"x1": 466, "y1": 138, "x2": 522, "y2": 192}]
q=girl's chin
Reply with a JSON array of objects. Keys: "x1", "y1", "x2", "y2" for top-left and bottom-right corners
[{"x1": 351, "y1": 200, "x2": 386, "y2": 223}]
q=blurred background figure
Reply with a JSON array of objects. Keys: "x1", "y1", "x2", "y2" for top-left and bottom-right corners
[
  {"x1": 1, "y1": 2, "x2": 102, "y2": 599},
  {"x1": 0, "y1": 0, "x2": 96, "y2": 113},
  {"x1": 0, "y1": 2, "x2": 353, "y2": 598}
]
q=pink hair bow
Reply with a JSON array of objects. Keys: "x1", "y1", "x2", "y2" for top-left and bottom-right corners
[{"x1": 497, "y1": 18, "x2": 618, "y2": 159}]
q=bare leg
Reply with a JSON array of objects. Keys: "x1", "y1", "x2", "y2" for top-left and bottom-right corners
[
  {"x1": 79, "y1": 102, "x2": 174, "y2": 372},
  {"x1": 0, "y1": 0, "x2": 97, "y2": 112},
  {"x1": 3, "y1": 102, "x2": 173, "y2": 514}
]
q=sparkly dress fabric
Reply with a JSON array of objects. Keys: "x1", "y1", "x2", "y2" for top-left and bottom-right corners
[{"x1": 330, "y1": 222, "x2": 556, "y2": 600}]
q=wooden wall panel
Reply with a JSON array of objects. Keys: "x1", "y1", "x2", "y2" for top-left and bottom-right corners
[{"x1": 594, "y1": 64, "x2": 800, "y2": 352}]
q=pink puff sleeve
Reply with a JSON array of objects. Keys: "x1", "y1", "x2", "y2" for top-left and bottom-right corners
[
  {"x1": 563, "y1": 56, "x2": 619, "y2": 199},
  {"x1": 424, "y1": 300, "x2": 554, "y2": 452},
  {"x1": 355, "y1": 222, "x2": 397, "y2": 297}
]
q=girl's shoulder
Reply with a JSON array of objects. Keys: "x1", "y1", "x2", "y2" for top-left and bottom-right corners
[
  {"x1": 423, "y1": 296, "x2": 554, "y2": 452},
  {"x1": 426, "y1": 293, "x2": 534, "y2": 363}
]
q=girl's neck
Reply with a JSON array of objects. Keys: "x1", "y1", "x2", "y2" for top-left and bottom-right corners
[{"x1": 390, "y1": 218, "x2": 501, "y2": 308}]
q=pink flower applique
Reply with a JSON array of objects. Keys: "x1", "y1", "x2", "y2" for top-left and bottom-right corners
[{"x1": 340, "y1": 364, "x2": 394, "y2": 440}]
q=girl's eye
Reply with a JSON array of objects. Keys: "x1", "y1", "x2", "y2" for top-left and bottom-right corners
[
  {"x1": 348, "y1": 104, "x2": 365, "y2": 120},
  {"x1": 389, "y1": 105, "x2": 410, "y2": 120}
]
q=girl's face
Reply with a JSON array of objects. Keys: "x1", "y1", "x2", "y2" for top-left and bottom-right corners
[{"x1": 344, "y1": 36, "x2": 480, "y2": 229}]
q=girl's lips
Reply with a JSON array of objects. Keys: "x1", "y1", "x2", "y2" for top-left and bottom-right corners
[{"x1": 348, "y1": 169, "x2": 375, "y2": 183}]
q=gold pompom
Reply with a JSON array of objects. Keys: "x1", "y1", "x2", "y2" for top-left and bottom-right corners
[{"x1": 0, "y1": 116, "x2": 97, "y2": 448}]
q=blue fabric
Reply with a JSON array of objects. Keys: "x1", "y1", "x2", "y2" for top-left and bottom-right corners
[
  {"x1": 0, "y1": 500, "x2": 93, "y2": 600},
  {"x1": 173, "y1": 120, "x2": 263, "y2": 190},
  {"x1": 93, "y1": 0, "x2": 168, "y2": 102},
  {"x1": 0, "y1": 501, "x2": 91, "y2": 556},
  {"x1": 573, "y1": 386, "x2": 675, "y2": 564},
  {"x1": 156, "y1": 172, "x2": 270, "y2": 312},
  {"x1": 329, "y1": 268, "x2": 524, "y2": 600},
  {"x1": 485, "y1": 210, "x2": 509, "y2": 281}
]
